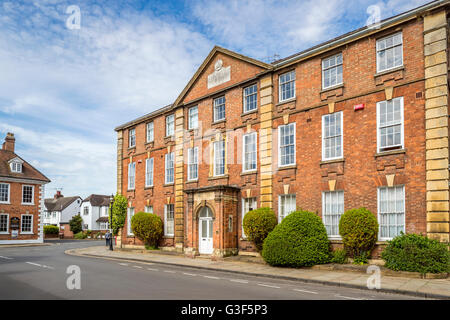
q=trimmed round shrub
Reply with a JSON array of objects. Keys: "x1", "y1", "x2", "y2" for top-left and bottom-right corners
[
  {"x1": 339, "y1": 208, "x2": 378, "y2": 258},
  {"x1": 243, "y1": 207, "x2": 278, "y2": 251},
  {"x1": 131, "y1": 212, "x2": 163, "y2": 247},
  {"x1": 44, "y1": 225, "x2": 59, "y2": 235},
  {"x1": 262, "y1": 210, "x2": 331, "y2": 267},
  {"x1": 381, "y1": 233, "x2": 450, "y2": 274}
]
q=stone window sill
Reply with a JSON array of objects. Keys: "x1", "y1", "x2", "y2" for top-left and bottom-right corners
[
  {"x1": 208, "y1": 174, "x2": 229, "y2": 181},
  {"x1": 186, "y1": 179, "x2": 198, "y2": 184},
  {"x1": 241, "y1": 170, "x2": 257, "y2": 176},
  {"x1": 241, "y1": 109, "x2": 258, "y2": 117},
  {"x1": 374, "y1": 66, "x2": 405, "y2": 78},
  {"x1": 163, "y1": 183, "x2": 174, "y2": 187},
  {"x1": 277, "y1": 164, "x2": 297, "y2": 171},
  {"x1": 212, "y1": 119, "x2": 226, "y2": 125},
  {"x1": 374, "y1": 148, "x2": 406, "y2": 158},
  {"x1": 320, "y1": 83, "x2": 344, "y2": 93},
  {"x1": 163, "y1": 235, "x2": 174, "y2": 239},
  {"x1": 320, "y1": 158, "x2": 345, "y2": 165},
  {"x1": 276, "y1": 97, "x2": 296, "y2": 107},
  {"x1": 144, "y1": 186, "x2": 153, "y2": 190}
]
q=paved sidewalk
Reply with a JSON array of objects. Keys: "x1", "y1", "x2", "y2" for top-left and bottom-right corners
[{"x1": 66, "y1": 245, "x2": 450, "y2": 299}]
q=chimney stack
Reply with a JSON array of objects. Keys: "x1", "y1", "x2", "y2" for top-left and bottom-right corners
[
  {"x1": 54, "y1": 190, "x2": 63, "y2": 199},
  {"x1": 2, "y1": 133, "x2": 15, "y2": 152}
]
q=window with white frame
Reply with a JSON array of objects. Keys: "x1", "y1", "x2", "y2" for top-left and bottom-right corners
[
  {"x1": 145, "y1": 206, "x2": 153, "y2": 213},
  {"x1": 278, "y1": 194, "x2": 296, "y2": 222},
  {"x1": 10, "y1": 161, "x2": 22, "y2": 173},
  {"x1": 22, "y1": 185, "x2": 34, "y2": 204},
  {"x1": 83, "y1": 206, "x2": 89, "y2": 215},
  {"x1": 322, "y1": 53, "x2": 343, "y2": 89},
  {"x1": 243, "y1": 84, "x2": 257, "y2": 113},
  {"x1": 278, "y1": 123, "x2": 296, "y2": 166},
  {"x1": 242, "y1": 197, "x2": 257, "y2": 238},
  {"x1": 128, "y1": 162, "x2": 136, "y2": 190},
  {"x1": 100, "y1": 222, "x2": 109, "y2": 230},
  {"x1": 377, "y1": 97, "x2": 404, "y2": 153},
  {"x1": 378, "y1": 186, "x2": 405, "y2": 240},
  {"x1": 376, "y1": 32, "x2": 403, "y2": 73},
  {"x1": 213, "y1": 96, "x2": 226, "y2": 122},
  {"x1": 165, "y1": 152, "x2": 174, "y2": 184},
  {"x1": 129, "y1": 128, "x2": 136, "y2": 148},
  {"x1": 279, "y1": 70, "x2": 295, "y2": 102},
  {"x1": 214, "y1": 140, "x2": 225, "y2": 176},
  {"x1": 189, "y1": 106, "x2": 198, "y2": 130},
  {"x1": 127, "y1": 207, "x2": 135, "y2": 236},
  {"x1": 188, "y1": 147, "x2": 198, "y2": 181},
  {"x1": 21, "y1": 215, "x2": 33, "y2": 233},
  {"x1": 166, "y1": 114, "x2": 175, "y2": 136},
  {"x1": 0, "y1": 214, "x2": 8, "y2": 233},
  {"x1": 146, "y1": 122, "x2": 154, "y2": 142},
  {"x1": 322, "y1": 112, "x2": 343, "y2": 161},
  {"x1": 145, "y1": 158, "x2": 154, "y2": 187},
  {"x1": 243, "y1": 132, "x2": 257, "y2": 172},
  {"x1": 322, "y1": 191, "x2": 344, "y2": 238},
  {"x1": 0, "y1": 183, "x2": 9, "y2": 203},
  {"x1": 164, "y1": 204, "x2": 174, "y2": 236}
]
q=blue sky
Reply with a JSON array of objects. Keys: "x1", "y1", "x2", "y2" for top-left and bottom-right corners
[{"x1": 0, "y1": 0, "x2": 431, "y2": 199}]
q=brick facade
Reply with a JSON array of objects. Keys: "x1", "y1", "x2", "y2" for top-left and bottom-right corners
[
  {"x1": 115, "y1": 3, "x2": 450, "y2": 257},
  {"x1": 0, "y1": 133, "x2": 50, "y2": 244}
]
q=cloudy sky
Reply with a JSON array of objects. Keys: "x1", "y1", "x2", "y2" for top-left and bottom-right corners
[{"x1": 0, "y1": 0, "x2": 431, "y2": 199}]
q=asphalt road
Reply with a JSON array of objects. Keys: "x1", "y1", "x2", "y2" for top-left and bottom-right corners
[{"x1": 0, "y1": 240, "x2": 424, "y2": 300}]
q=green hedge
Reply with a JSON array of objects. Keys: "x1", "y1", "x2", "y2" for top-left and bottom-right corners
[
  {"x1": 339, "y1": 208, "x2": 378, "y2": 258},
  {"x1": 74, "y1": 231, "x2": 87, "y2": 239},
  {"x1": 44, "y1": 225, "x2": 59, "y2": 235},
  {"x1": 262, "y1": 210, "x2": 330, "y2": 267},
  {"x1": 381, "y1": 233, "x2": 450, "y2": 274},
  {"x1": 243, "y1": 207, "x2": 277, "y2": 251},
  {"x1": 131, "y1": 212, "x2": 163, "y2": 247}
]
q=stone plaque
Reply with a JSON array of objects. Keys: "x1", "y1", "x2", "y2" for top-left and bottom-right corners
[{"x1": 207, "y1": 59, "x2": 230, "y2": 89}]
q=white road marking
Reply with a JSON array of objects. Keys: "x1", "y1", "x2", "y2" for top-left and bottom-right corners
[
  {"x1": 203, "y1": 275, "x2": 220, "y2": 279},
  {"x1": 229, "y1": 279, "x2": 249, "y2": 284},
  {"x1": 147, "y1": 268, "x2": 159, "y2": 271},
  {"x1": 0, "y1": 256, "x2": 13, "y2": 260},
  {"x1": 257, "y1": 283, "x2": 280, "y2": 289},
  {"x1": 133, "y1": 266, "x2": 143, "y2": 269},
  {"x1": 26, "y1": 262, "x2": 42, "y2": 267},
  {"x1": 25, "y1": 261, "x2": 55, "y2": 270},
  {"x1": 293, "y1": 289, "x2": 318, "y2": 294},
  {"x1": 118, "y1": 263, "x2": 129, "y2": 266},
  {"x1": 164, "y1": 270, "x2": 176, "y2": 273},
  {"x1": 335, "y1": 295, "x2": 363, "y2": 300},
  {"x1": 183, "y1": 272, "x2": 197, "y2": 276}
]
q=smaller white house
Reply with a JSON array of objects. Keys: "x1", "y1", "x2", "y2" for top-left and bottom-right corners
[
  {"x1": 80, "y1": 194, "x2": 111, "y2": 232},
  {"x1": 43, "y1": 192, "x2": 82, "y2": 227}
]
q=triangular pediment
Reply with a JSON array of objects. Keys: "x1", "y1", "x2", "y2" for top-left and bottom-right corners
[{"x1": 174, "y1": 46, "x2": 272, "y2": 106}]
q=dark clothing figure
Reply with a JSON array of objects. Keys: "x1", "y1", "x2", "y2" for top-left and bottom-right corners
[{"x1": 105, "y1": 232, "x2": 111, "y2": 246}]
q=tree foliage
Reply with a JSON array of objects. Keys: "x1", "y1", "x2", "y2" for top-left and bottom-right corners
[
  {"x1": 110, "y1": 193, "x2": 127, "y2": 235},
  {"x1": 69, "y1": 214, "x2": 83, "y2": 234}
]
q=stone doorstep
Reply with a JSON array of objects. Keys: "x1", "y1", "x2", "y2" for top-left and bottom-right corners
[{"x1": 113, "y1": 247, "x2": 449, "y2": 280}]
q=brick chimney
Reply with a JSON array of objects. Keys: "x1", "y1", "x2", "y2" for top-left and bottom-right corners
[
  {"x1": 54, "y1": 191, "x2": 64, "y2": 199},
  {"x1": 2, "y1": 133, "x2": 15, "y2": 152}
]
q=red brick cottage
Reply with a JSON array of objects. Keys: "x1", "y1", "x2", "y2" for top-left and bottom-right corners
[
  {"x1": 0, "y1": 133, "x2": 50, "y2": 244},
  {"x1": 115, "y1": 1, "x2": 450, "y2": 258}
]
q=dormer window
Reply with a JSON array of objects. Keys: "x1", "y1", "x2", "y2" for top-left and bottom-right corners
[{"x1": 9, "y1": 158, "x2": 23, "y2": 173}]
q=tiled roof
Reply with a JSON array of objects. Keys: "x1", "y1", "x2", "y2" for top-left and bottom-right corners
[
  {"x1": 44, "y1": 196, "x2": 81, "y2": 212},
  {"x1": 0, "y1": 149, "x2": 50, "y2": 183},
  {"x1": 83, "y1": 194, "x2": 111, "y2": 207}
]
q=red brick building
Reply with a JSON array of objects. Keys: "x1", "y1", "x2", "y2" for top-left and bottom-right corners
[
  {"x1": 0, "y1": 133, "x2": 50, "y2": 244},
  {"x1": 115, "y1": 2, "x2": 450, "y2": 258}
]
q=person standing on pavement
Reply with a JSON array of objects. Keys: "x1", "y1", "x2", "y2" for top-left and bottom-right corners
[{"x1": 105, "y1": 231, "x2": 110, "y2": 247}]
